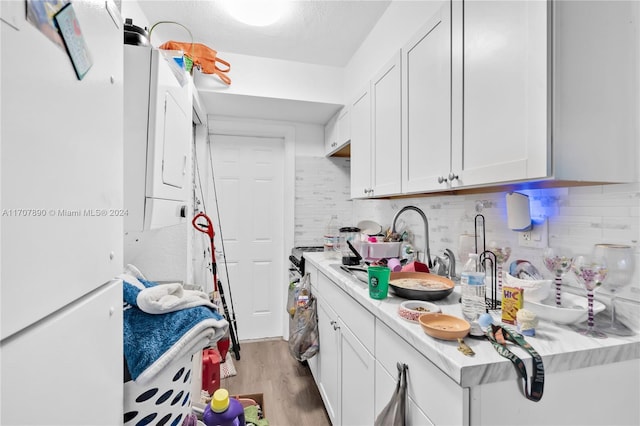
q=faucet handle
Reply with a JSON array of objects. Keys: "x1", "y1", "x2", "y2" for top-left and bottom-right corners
[{"x1": 443, "y1": 248, "x2": 456, "y2": 279}]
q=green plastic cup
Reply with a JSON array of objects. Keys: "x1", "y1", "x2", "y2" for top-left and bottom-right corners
[{"x1": 368, "y1": 266, "x2": 390, "y2": 300}]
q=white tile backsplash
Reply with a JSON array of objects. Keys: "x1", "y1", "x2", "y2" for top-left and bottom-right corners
[
  {"x1": 294, "y1": 156, "x2": 353, "y2": 247},
  {"x1": 293, "y1": 157, "x2": 640, "y2": 303}
]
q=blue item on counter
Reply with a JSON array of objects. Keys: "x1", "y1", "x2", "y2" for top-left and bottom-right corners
[{"x1": 478, "y1": 312, "x2": 495, "y2": 329}]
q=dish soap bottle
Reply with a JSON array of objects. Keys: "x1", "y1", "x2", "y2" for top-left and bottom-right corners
[
  {"x1": 460, "y1": 253, "x2": 486, "y2": 336},
  {"x1": 203, "y1": 388, "x2": 245, "y2": 426}
]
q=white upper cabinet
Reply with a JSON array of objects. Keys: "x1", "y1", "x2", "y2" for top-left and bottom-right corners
[
  {"x1": 364, "y1": 0, "x2": 638, "y2": 197},
  {"x1": 551, "y1": 0, "x2": 637, "y2": 183},
  {"x1": 450, "y1": 0, "x2": 549, "y2": 188},
  {"x1": 350, "y1": 85, "x2": 373, "y2": 198},
  {"x1": 402, "y1": 3, "x2": 453, "y2": 194},
  {"x1": 351, "y1": 52, "x2": 402, "y2": 199},
  {"x1": 371, "y1": 52, "x2": 402, "y2": 196},
  {"x1": 325, "y1": 106, "x2": 351, "y2": 157},
  {"x1": 450, "y1": 0, "x2": 638, "y2": 188}
]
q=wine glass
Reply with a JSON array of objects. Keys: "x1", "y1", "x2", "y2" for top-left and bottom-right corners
[
  {"x1": 542, "y1": 247, "x2": 573, "y2": 307},
  {"x1": 593, "y1": 244, "x2": 635, "y2": 336},
  {"x1": 571, "y1": 254, "x2": 608, "y2": 338},
  {"x1": 488, "y1": 241, "x2": 512, "y2": 293}
]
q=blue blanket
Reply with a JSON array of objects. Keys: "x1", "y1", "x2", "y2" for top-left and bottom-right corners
[{"x1": 123, "y1": 278, "x2": 228, "y2": 384}]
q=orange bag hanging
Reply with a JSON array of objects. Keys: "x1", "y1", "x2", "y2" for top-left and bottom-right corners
[{"x1": 159, "y1": 41, "x2": 231, "y2": 85}]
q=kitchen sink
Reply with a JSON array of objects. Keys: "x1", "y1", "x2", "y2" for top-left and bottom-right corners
[{"x1": 330, "y1": 264, "x2": 369, "y2": 286}]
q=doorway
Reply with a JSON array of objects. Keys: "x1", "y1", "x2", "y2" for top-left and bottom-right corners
[{"x1": 206, "y1": 119, "x2": 295, "y2": 341}]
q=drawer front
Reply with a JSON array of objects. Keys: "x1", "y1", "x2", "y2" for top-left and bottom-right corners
[
  {"x1": 318, "y1": 272, "x2": 375, "y2": 353},
  {"x1": 375, "y1": 320, "x2": 468, "y2": 425}
]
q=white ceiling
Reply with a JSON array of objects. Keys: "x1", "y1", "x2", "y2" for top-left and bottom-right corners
[
  {"x1": 136, "y1": 1, "x2": 391, "y2": 123},
  {"x1": 137, "y1": 0, "x2": 391, "y2": 67}
]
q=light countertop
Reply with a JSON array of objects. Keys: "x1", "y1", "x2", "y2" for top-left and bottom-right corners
[{"x1": 304, "y1": 252, "x2": 640, "y2": 388}]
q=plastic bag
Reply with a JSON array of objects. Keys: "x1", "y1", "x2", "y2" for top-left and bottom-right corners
[
  {"x1": 375, "y1": 363, "x2": 408, "y2": 426},
  {"x1": 288, "y1": 274, "x2": 319, "y2": 361},
  {"x1": 286, "y1": 275, "x2": 302, "y2": 318},
  {"x1": 158, "y1": 41, "x2": 231, "y2": 85}
]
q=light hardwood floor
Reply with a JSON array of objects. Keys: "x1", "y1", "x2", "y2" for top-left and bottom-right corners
[{"x1": 221, "y1": 338, "x2": 331, "y2": 426}]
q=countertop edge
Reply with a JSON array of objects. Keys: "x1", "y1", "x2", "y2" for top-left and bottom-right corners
[{"x1": 304, "y1": 252, "x2": 640, "y2": 388}]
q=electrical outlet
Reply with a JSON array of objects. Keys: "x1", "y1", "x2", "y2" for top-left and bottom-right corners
[{"x1": 518, "y1": 218, "x2": 548, "y2": 248}]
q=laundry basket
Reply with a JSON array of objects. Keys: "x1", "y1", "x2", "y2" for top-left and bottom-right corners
[{"x1": 124, "y1": 351, "x2": 194, "y2": 426}]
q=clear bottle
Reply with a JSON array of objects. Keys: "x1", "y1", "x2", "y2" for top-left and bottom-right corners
[
  {"x1": 324, "y1": 215, "x2": 338, "y2": 258},
  {"x1": 460, "y1": 253, "x2": 486, "y2": 335}
]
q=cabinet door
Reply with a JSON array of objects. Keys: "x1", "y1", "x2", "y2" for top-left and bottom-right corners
[
  {"x1": 324, "y1": 112, "x2": 338, "y2": 154},
  {"x1": 1, "y1": 281, "x2": 122, "y2": 425},
  {"x1": 317, "y1": 297, "x2": 339, "y2": 424},
  {"x1": 350, "y1": 85, "x2": 372, "y2": 199},
  {"x1": 147, "y1": 49, "x2": 192, "y2": 200},
  {"x1": 376, "y1": 320, "x2": 468, "y2": 425},
  {"x1": 451, "y1": 0, "x2": 549, "y2": 187},
  {"x1": 339, "y1": 318, "x2": 375, "y2": 426},
  {"x1": 375, "y1": 362, "x2": 434, "y2": 426},
  {"x1": 371, "y1": 52, "x2": 402, "y2": 196},
  {"x1": 402, "y1": 2, "x2": 452, "y2": 194},
  {"x1": 336, "y1": 106, "x2": 351, "y2": 147}
]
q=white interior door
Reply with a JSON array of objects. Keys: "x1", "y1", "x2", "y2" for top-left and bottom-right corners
[{"x1": 209, "y1": 134, "x2": 285, "y2": 340}]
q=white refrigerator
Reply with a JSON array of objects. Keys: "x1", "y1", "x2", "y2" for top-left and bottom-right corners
[{"x1": 1, "y1": 1, "x2": 123, "y2": 424}]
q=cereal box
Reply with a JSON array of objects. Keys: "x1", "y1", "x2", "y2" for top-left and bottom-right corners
[{"x1": 501, "y1": 286, "x2": 524, "y2": 325}]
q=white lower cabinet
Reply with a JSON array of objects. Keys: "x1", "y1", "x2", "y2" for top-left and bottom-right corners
[
  {"x1": 317, "y1": 297, "x2": 340, "y2": 423},
  {"x1": 375, "y1": 320, "x2": 468, "y2": 425},
  {"x1": 375, "y1": 362, "x2": 433, "y2": 426},
  {"x1": 315, "y1": 271, "x2": 375, "y2": 425}
]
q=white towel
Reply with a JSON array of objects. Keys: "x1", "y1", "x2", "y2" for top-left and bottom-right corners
[{"x1": 137, "y1": 282, "x2": 217, "y2": 314}]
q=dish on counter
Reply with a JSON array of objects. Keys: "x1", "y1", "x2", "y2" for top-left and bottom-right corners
[
  {"x1": 509, "y1": 259, "x2": 544, "y2": 280},
  {"x1": 419, "y1": 313, "x2": 470, "y2": 340},
  {"x1": 398, "y1": 300, "x2": 441, "y2": 323},
  {"x1": 389, "y1": 272, "x2": 455, "y2": 301},
  {"x1": 523, "y1": 292, "x2": 606, "y2": 325},
  {"x1": 357, "y1": 220, "x2": 383, "y2": 236}
]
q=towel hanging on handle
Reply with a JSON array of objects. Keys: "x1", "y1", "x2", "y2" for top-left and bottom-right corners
[{"x1": 159, "y1": 41, "x2": 231, "y2": 85}]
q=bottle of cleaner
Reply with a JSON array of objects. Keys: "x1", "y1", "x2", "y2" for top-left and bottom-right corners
[
  {"x1": 203, "y1": 388, "x2": 245, "y2": 426},
  {"x1": 460, "y1": 253, "x2": 486, "y2": 336},
  {"x1": 324, "y1": 215, "x2": 338, "y2": 258}
]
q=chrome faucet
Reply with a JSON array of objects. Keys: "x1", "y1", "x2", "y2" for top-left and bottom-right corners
[
  {"x1": 391, "y1": 205, "x2": 433, "y2": 269},
  {"x1": 443, "y1": 248, "x2": 456, "y2": 280}
]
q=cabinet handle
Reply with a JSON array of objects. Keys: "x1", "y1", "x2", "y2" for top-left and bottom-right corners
[
  {"x1": 333, "y1": 323, "x2": 340, "y2": 331},
  {"x1": 448, "y1": 172, "x2": 459, "y2": 182},
  {"x1": 437, "y1": 176, "x2": 448, "y2": 184}
]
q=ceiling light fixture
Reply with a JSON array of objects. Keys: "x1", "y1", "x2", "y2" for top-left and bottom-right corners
[{"x1": 225, "y1": 0, "x2": 290, "y2": 27}]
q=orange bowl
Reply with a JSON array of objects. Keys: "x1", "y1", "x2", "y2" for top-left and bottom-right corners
[{"x1": 418, "y1": 313, "x2": 470, "y2": 340}]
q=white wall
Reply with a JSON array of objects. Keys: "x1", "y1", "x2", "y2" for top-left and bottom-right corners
[
  {"x1": 343, "y1": 0, "x2": 444, "y2": 102},
  {"x1": 195, "y1": 52, "x2": 344, "y2": 105}
]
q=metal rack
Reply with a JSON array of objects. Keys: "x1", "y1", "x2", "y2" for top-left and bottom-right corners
[{"x1": 474, "y1": 214, "x2": 500, "y2": 311}]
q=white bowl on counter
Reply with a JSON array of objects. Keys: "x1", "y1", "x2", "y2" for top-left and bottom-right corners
[
  {"x1": 503, "y1": 272, "x2": 552, "y2": 302},
  {"x1": 523, "y1": 292, "x2": 606, "y2": 325},
  {"x1": 397, "y1": 300, "x2": 441, "y2": 323}
]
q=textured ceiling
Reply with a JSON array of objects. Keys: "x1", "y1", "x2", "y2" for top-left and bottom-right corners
[{"x1": 136, "y1": 0, "x2": 391, "y2": 67}]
